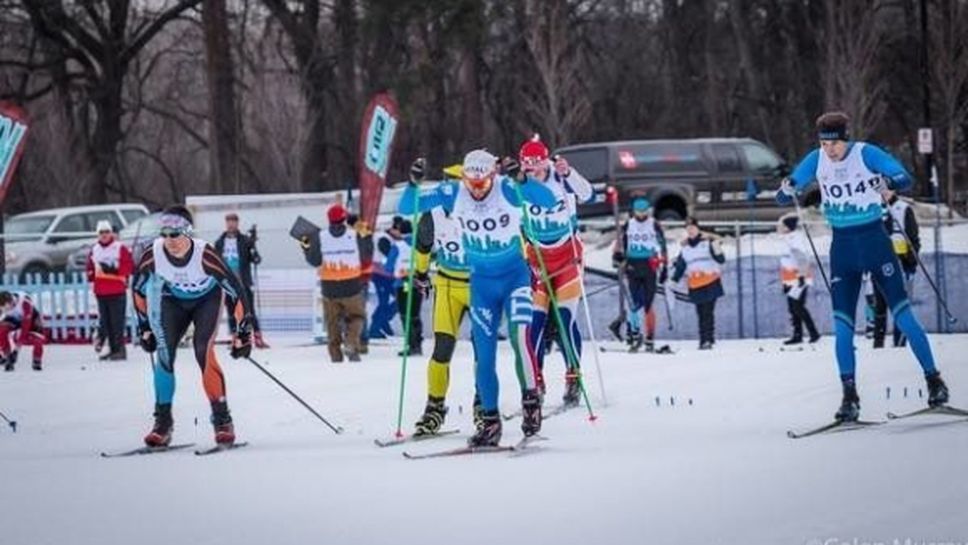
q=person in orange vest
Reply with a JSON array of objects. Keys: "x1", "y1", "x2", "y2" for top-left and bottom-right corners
[
  {"x1": 671, "y1": 217, "x2": 725, "y2": 350},
  {"x1": 87, "y1": 220, "x2": 135, "y2": 361},
  {"x1": 300, "y1": 204, "x2": 373, "y2": 363},
  {"x1": 777, "y1": 215, "x2": 820, "y2": 345}
]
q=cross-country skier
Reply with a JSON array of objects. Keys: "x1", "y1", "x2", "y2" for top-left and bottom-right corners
[
  {"x1": 670, "y1": 217, "x2": 725, "y2": 350},
  {"x1": 399, "y1": 149, "x2": 556, "y2": 446},
  {"x1": 0, "y1": 291, "x2": 45, "y2": 371},
  {"x1": 776, "y1": 214, "x2": 820, "y2": 345},
  {"x1": 406, "y1": 161, "x2": 481, "y2": 436},
  {"x1": 132, "y1": 205, "x2": 254, "y2": 447},
  {"x1": 518, "y1": 136, "x2": 594, "y2": 406},
  {"x1": 777, "y1": 111, "x2": 949, "y2": 422},
  {"x1": 612, "y1": 197, "x2": 668, "y2": 352},
  {"x1": 872, "y1": 189, "x2": 920, "y2": 348}
]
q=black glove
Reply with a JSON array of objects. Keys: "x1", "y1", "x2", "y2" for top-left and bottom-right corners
[
  {"x1": 659, "y1": 265, "x2": 668, "y2": 284},
  {"x1": 501, "y1": 156, "x2": 523, "y2": 181},
  {"x1": 138, "y1": 324, "x2": 157, "y2": 353},
  {"x1": 231, "y1": 317, "x2": 253, "y2": 359},
  {"x1": 410, "y1": 157, "x2": 426, "y2": 184},
  {"x1": 413, "y1": 272, "x2": 431, "y2": 298},
  {"x1": 612, "y1": 252, "x2": 625, "y2": 268},
  {"x1": 797, "y1": 276, "x2": 806, "y2": 287},
  {"x1": 100, "y1": 263, "x2": 118, "y2": 274}
]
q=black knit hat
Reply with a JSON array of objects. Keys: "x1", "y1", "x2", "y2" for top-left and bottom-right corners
[
  {"x1": 399, "y1": 220, "x2": 413, "y2": 235},
  {"x1": 781, "y1": 215, "x2": 799, "y2": 231}
]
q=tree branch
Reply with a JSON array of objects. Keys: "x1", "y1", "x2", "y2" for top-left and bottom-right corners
[{"x1": 120, "y1": 0, "x2": 202, "y2": 66}]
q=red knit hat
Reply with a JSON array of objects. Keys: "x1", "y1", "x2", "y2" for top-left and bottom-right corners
[
  {"x1": 518, "y1": 134, "x2": 549, "y2": 167},
  {"x1": 327, "y1": 204, "x2": 347, "y2": 224}
]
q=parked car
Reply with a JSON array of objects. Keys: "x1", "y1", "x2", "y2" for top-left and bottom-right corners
[
  {"x1": 65, "y1": 212, "x2": 161, "y2": 275},
  {"x1": 3, "y1": 204, "x2": 149, "y2": 281},
  {"x1": 555, "y1": 138, "x2": 793, "y2": 221}
]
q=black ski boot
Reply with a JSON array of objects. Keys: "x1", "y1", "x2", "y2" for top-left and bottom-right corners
[
  {"x1": 521, "y1": 389, "x2": 543, "y2": 437},
  {"x1": 211, "y1": 402, "x2": 235, "y2": 446},
  {"x1": 472, "y1": 394, "x2": 484, "y2": 433},
  {"x1": 834, "y1": 380, "x2": 860, "y2": 423},
  {"x1": 783, "y1": 336, "x2": 803, "y2": 346},
  {"x1": 926, "y1": 372, "x2": 949, "y2": 408},
  {"x1": 32, "y1": 359, "x2": 42, "y2": 371},
  {"x1": 562, "y1": 374, "x2": 581, "y2": 407},
  {"x1": 608, "y1": 318, "x2": 624, "y2": 342},
  {"x1": 627, "y1": 332, "x2": 643, "y2": 353},
  {"x1": 144, "y1": 404, "x2": 174, "y2": 447},
  {"x1": 414, "y1": 398, "x2": 447, "y2": 436},
  {"x1": 468, "y1": 410, "x2": 501, "y2": 447},
  {"x1": 644, "y1": 338, "x2": 655, "y2": 353},
  {"x1": 2, "y1": 355, "x2": 11, "y2": 372}
]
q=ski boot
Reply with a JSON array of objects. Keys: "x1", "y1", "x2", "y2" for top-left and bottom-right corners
[
  {"x1": 926, "y1": 372, "x2": 949, "y2": 408},
  {"x1": 32, "y1": 359, "x2": 42, "y2": 371},
  {"x1": 608, "y1": 318, "x2": 624, "y2": 342},
  {"x1": 472, "y1": 394, "x2": 485, "y2": 433},
  {"x1": 2, "y1": 355, "x2": 11, "y2": 372},
  {"x1": 699, "y1": 341, "x2": 713, "y2": 350},
  {"x1": 627, "y1": 332, "x2": 643, "y2": 353},
  {"x1": 521, "y1": 389, "x2": 543, "y2": 437},
  {"x1": 562, "y1": 374, "x2": 581, "y2": 407},
  {"x1": 211, "y1": 402, "x2": 235, "y2": 446},
  {"x1": 468, "y1": 410, "x2": 502, "y2": 447},
  {"x1": 644, "y1": 338, "x2": 655, "y2": 353},
  {"x1": 808, "y1": 332, "x2": 821, "y2": 343},
  {"x1": 144, "y1": 404, "x2": 174, "y2": 447},
  {"x1": 783, "y1": 336, "x2": 803, "y2": 346},
  {"x1": 413, "y1": 398, "x2": 447, "y2": 437},
  {"x1": 834, "y1": 380, "x2": 860, "y2": 422}
]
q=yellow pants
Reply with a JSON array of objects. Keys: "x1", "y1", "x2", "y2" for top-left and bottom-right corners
[{"x1": 426, "y1": 273, "x2": 471, "y2": 400}]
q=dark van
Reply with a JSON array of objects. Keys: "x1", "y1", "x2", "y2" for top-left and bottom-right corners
[{"x1": 555, "y1": 138, "x2": 790, "y2": 221}]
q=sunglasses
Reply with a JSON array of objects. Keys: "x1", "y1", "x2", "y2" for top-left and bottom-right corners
[{"x1": 160, "y1": 229, "x2": 186, "y2": 239}]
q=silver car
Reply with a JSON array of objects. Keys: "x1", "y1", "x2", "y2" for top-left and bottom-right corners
[
  {"x1": 65, "y1": 212, "x2": 161, "y2": 275},
  {"x1": 4, "y1": 204, "x2": 149, "y2": 281}
]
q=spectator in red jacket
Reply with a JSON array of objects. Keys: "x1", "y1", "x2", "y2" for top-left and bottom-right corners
[
  {"x1": 0, "y1": 291, "x2": 45, "y2": 371},
  {"x1": 86, "y1": 220, "x2": 135, "y2": 361}
]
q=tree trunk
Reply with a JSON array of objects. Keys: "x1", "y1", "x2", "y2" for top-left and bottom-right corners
[{"x1": 203, "y1": 0, "x2": 243, "y2": 194}]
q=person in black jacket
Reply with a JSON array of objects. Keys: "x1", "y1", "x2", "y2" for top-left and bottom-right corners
[
  {"x1": 872, "y1": 191, "x2": 920, "y2": 348},
  {"x1": 214, "y1": 213, "x2": 268, "y2": 349}
]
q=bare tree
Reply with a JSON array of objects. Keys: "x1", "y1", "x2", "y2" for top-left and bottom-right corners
[
  {"x1": 819, "y1": 0, "x2": 892, "y2": 138},
  {"x1": 930, "y1": 0, "x2": 968, "y2": 211},
  {"x1": 520, "y1": 0, "x2": 591, "y2": 147},
  {"x1": 203, "y1": 0, "x2": 245, "y2": 194}
]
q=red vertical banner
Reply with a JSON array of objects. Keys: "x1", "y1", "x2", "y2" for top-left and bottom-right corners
[
  {"x1": 0, "y1": 102, "x2": 30, "y2": 207},
  {"x1": 357, "y1": 92, "x2": 400, "y2": 230}
]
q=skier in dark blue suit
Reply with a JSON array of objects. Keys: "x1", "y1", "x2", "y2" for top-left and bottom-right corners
[{"x1": 777, "y1": 111, "x2": 949, "y2": 422}]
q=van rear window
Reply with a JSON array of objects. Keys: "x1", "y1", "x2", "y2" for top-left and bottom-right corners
[
  {"x1": 613, "y1": 143, "x2": 707, "y2": 174},
  {"x1": 558, "y1": 148, "x2": 608, "y2": 182}
]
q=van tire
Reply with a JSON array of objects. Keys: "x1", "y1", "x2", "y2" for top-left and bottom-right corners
[{"x1": 655, "y1": 198, "x2": 687, "y2": 222}]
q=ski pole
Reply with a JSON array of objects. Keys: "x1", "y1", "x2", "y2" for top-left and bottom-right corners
[
  {"x1": 793, "y1": 195, "x2": 831, "y2": 293},
  {"x1": 883, "y1": 200, "x2": 957, "y2": 324},
  {"x1": 569, "y1": 236, "x2": 608, "y2": 407},
  {"x1": 393, "y1": 177, "x2": 423, "y2": 437},
  {"x1": 245, "y1": 356, "x2": 343, "y2": 434},
  {"x1": 0, "y1": 410, "x2": 17, "y2": 432},
  {"x1": 512, "y1": 181, "x2": 597, "y2": 421}
]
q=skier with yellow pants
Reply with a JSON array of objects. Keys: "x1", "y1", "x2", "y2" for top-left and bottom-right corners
[{"x1": 412, "y1": 163, "x2": 478, "y2": 436}]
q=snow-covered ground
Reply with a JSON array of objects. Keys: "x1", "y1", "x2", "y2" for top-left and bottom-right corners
[{"x1": 2, "y1": 335, "x2": 967, "y2": 545}]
